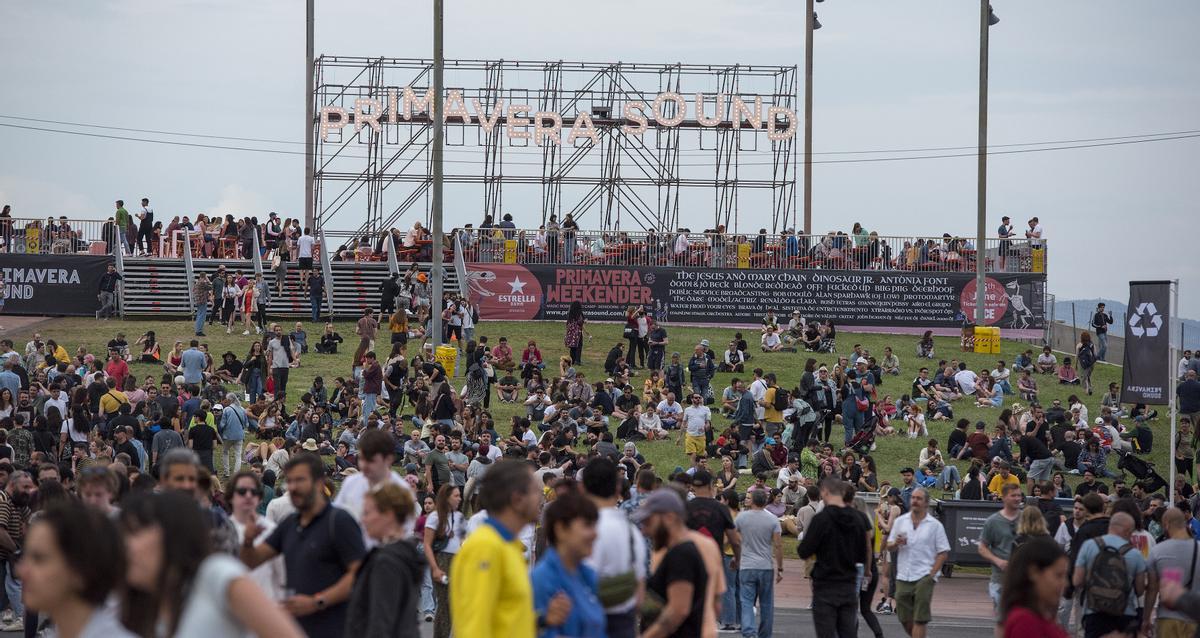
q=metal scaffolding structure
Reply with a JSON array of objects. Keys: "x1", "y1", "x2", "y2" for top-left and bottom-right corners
[{"x1": 312, "y1": 57, "x2": 797, "y2": 236}]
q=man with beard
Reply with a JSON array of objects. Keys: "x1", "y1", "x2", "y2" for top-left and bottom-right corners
[
  {"x1": 633, "y1": 488, "x2": 710, "y2": 638},
  {"x1": 241, "y1": 452, "x2": 366, "y2": 638},
  {"x1": 425, "y1": 434, "x2": 452, "y2": 495},
  {"x1": 0, "y1": 470, "x2": 33, "y2": 632}
]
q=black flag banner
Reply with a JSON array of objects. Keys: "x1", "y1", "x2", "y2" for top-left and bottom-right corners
[{"x1": 1121, "y1": 281, "x2": 1172, "y2": 405}]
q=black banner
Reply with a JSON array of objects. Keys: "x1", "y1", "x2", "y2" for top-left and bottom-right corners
[
  {"x1": 0, "y1": 254, "x2": 111, "y2": 316},
  {"x1": 1122, "y1": 281, "x2": 1172, "y2": 405},
  {"x1": 466, "y1": 263, "x2": 1046, "y2": 329}
]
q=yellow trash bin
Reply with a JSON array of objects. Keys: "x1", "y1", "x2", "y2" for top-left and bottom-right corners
[
  {"x1": 989, "y1": 327, "x2": 1002, "y2": 354},
  {"x1": 435, "y1": 345, "x2": 459, "y2": 378},
  {"x1": 973, "y1": 326, "x2": 991, "y2": 354}
]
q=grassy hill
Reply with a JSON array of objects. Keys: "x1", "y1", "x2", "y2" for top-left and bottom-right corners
[{"x1": 14, "y1": 316, "x2": 1164, "y2": 499}]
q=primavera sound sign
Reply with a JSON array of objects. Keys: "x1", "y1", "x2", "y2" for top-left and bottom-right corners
[{"x1": 319, "y1": 88, "x2": 799, "y2": 146}]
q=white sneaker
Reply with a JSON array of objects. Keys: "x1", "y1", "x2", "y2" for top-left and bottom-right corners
[
  {"x1": 242, "y1": 330, "x2": 250, "y2": 335},
  {"x1": 2, "y1": 609, "x2": 12, "y2": 623},
  {"x1": 226, "y1": 327, "x2": 232, "y2": 334},
  {"x1": 255, "y1": 327, "x2": 262, "y2": 334},
  {"x1": 2, "y1": 619, "x2": 24, "y2": 632}
]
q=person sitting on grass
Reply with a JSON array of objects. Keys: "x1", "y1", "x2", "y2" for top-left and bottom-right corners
[
  {"x1": 976, "y1": 377, "x2": 1004, "y2": 408},
  {"x1": 1018, "y1": 369, "x2": 1039, "y2": 402},
  {"x1": 1036, "y1": 346, "x2": 1057, "y2": 374},
  {"x1": 761, "y1": 325, "x2": 794, "y2": 353},
  {"x1": 1057, "y1": 356, "x2": 1080, "y2": 385},
  {"x1": 495, "y1": 371, "x2": 520, "y2": 403}
]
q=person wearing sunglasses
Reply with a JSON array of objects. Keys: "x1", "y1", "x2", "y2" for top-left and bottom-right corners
[{"x1": 226, "y1": 469, "x2": 286, "y2": 601}]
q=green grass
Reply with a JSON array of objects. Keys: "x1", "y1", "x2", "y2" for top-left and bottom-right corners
[{"x1": 14, "y1": 316, "x2": 1159, "y2": 498}]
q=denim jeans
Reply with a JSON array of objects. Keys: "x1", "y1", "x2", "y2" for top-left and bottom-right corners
[
  {"x1": 739, "y1": 569, "x2": 774, "y2": 638},
  {"x1": 721, "y1": 554, "x2": 741, "y2": 627},
  {"x1": 361, "y1": 393, "x2": 378, "y2": 424},
  {"x1": 811, "y1": 581, "x2": 858, "y2": 638},
  {"x1": 842, "y1": 409, "x2": 864, "y2": 445},
  {"x1": 245, "y1": 370, "x2": 264, "y2": 403},
  {"x1": 310, "y1": 294, "x2": 322, "y2": 322},
  {"x1": 938, "y1": 465, "x2": 962, "y2": 489},
  {"x1": 420, "y1": 561, "x2": 435, "y2": 615},
  {"x1": 1097, "y1": 332, "x2": 1108, "y2": 361},
  {"x1": 194, "y1": 303, "x2": 207, "y2": 334},
  {"x1": 0, "y1": 560, "x2": 23, "y2": 618},
  {"x1": 98, "y1": 291, "x2": 118, "y2": 318}
]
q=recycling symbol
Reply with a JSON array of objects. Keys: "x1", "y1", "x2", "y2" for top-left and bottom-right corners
[{"x1": 1128, "y1": 302, "x2": 1163, "y2": 338}]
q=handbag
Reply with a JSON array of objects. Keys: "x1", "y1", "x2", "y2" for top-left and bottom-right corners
[{"x1": 597, "y1": 521, "x2": 640, "y2": 607}]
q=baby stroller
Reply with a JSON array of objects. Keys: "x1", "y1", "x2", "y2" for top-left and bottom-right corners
[
  {"x1": 848, "y1": 420, "x2": 877, "y2": 455},
  {"x1": 1116, "y1": 450, "x2": 1167, "y2": 494}
]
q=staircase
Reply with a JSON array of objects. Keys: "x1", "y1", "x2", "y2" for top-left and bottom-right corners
[{"x1": 120, "y1": 257, "x2": 461, "y2": 318}]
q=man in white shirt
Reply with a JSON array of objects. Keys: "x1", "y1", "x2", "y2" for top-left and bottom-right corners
[
  {"x1": 656, "y1": 393, "x2": 683, "y2": 430},
  {"x1": 1025, "y1": 216, "x2": 1044, "y2": 248},
  {"x1": 761, "y1": 326, "x2": 784, "y2": 352},
  {"x1": 581, "y1": 458, "x2": 647, "y2": 638},
  {"x1": 952, "y1": 363, "x2": 979, "y2": 396},
  {"x1": 748, "y1": 369, "x2": 768, "y2": 422},
  {"x1": 886, "y1": 488, "x2": 950, "y2": 638},
  {"x1": 681, "y1": 393, "x2": 712, "y2": 461},
  {"x1": 296, "y1": 228, "x2": 316, "y2": 294},
  {"x1": 332, "y1": 429, "x2": 417, "y2": 544},
  {"x1": 990, "y1": 361, "x2": 1012, "y2": 395}
]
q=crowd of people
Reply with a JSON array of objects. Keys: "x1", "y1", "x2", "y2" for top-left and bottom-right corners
[{"x1": 0, "y1": 280, "x2": 1193, "y2": 638}]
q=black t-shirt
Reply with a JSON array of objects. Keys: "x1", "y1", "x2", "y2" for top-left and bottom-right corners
[
  {"x1": 219, "y1": 360, "x2": 244, "y2": 378},
  {"x1": 912, "y1": 378, "x2": 932, "y2": 398},
  {"x1": 645, "y1": 541, "x2": 708, "y2": 638},
  {"x1": 948, "y1": 429, "x2": 967, "y2": 453},
  {"x1": 685, "y1": 496, "x2": 734, "y2": 545},
  {"x1": 114, "y1": 439, "x2": 140, "y2": 466},
  {"x1": 616, "y1": 393, "x2": 640, "y2": 413},
  {"x1": 187, "y1": 423, "x2": 217, "y2": 451},
  {"x1": 648, "y1": 327, "x2": 668, "y2": 349},
  {"x1": 1060, "y1": 441, "x2": 1082, "y2": 469},
  {"x1": 1019, "y1": 434, "x2": 1052, "y2": 462},
  {"x1": 266, "y1": 503, "x2": 367, "y2": 637}
]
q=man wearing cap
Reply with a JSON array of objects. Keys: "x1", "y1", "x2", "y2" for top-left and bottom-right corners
[
  {"x1": 751, "y1": 438, "x2": 778, "y2": 479},
  {"x1": 776, "y1": 455, "x2": 802, "y2": 489},
  {"x1": 681, "y1": 393, "x2": 712, "y2": 461},
  {"x1": 632, "y1": 489, "x2": 709, "y2": 638}
]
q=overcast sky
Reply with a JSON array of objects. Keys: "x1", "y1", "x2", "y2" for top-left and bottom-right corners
[{"x1": 1, "y1": 0, "x2": 1197, "y2": 316}]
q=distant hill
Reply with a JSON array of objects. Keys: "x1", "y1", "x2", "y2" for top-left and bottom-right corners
[{"x1": 1054, "y1": 297, "x2": 1200, "y2": 350}]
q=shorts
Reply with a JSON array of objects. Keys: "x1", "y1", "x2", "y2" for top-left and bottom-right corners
[
  {"x1": 685, "y1": 434, "x2": 706, "y2": 455},
  {"x1": 1028, "y1": 457, "x2": 1056, "y2": 482},
  {"x1": 298, "y1": 257, "x2": 313, "y2": 270},
  {"x1": 895, "y1": 576, "x2": 935, "y2": 625}
]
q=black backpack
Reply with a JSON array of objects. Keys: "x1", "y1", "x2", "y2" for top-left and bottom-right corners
[
  {"x1": 772, "y1": 387, "x2": 791, "y2": 412},
  {"x1": 1079, "y1": 343, "x2": 1097, "y2": 369},
  {"x1": 1084, "y1": 538, "x2": 1133, "y2": 617}
]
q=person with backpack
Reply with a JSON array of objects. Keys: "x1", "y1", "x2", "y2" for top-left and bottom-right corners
[
  {"x1": 1077, "y1": 331, "x2": 1099, "y2": 396},
  {"x1": 1071, "y1": 511, "x2": 1148, "y2": 638},
  {"x1": 1145, "y1": 506, "x2": 1200, "y2": 638},
  {"x1": 760, "y1": 373, "x2": 788, "y2": 440},
  {"x1": 841, "y1": 371, "x2": 868, "y2": 447}
]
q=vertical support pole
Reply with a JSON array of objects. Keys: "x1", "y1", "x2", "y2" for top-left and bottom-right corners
[
  {"x1": 802, "y1": 0, "x2": 814, "y2": 235},
  {"x1": 974, "y1": 0, "x2": 990, "y2": 327},
  {"x1": 430, "y1": 0, "x2": 445, "y2": 347},
  {"x1": 304, "y1": 0, "x2": 316, "y2": 231},
  {"x1": 1170, "y1": 280, "x2": 1180, "y2": 503}
]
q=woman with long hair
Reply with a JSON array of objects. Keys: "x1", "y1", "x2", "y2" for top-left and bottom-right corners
[
  {"x1": 0, "y1": 388, "x2": 15, "y2": 419},
  {"x1": 241, "y1": 282, "x2": 258, "y2": 335},
  {"x1": 1077, "y1": 330, "x2": 1097, "y2": 395},
  {"x1": 242, "y1": 341, "x2": 267, "y2": 403},
  {"x1": 564, "y1": 301, "x2": 587, "y2": 365},
  {"x1": 118, "y1": 491, "x2": 301, "y2": 638},
  {"x1": 998, "y1": 537, "x2": 1069, "y2": 638},
  {"x1": 346, "y1": 483, "x2": 427, "y2": 637},
  {"x1": 431, "y1": 381, "x2": 457, "y2": 430},
  {"x1": 423, "y1": 484, "x2": 466, "y2": 638},
  {"x1": 17, "y1": 501, "x2": 137, "y2": 638},
  {"x1": 225, "y1": 470, "x2": 285, "y2": 601},
  {"x1": 134, "y1": 331, "x2": 160, "y2": 364},
  {"x1": 222, "y1": 274, "x2": 239, "y2": 331},
  {"x1": 874, "y1": 487, "x2": 905, "y2": 615}
]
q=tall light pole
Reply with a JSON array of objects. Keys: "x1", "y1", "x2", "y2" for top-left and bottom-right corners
[
  {"x1": 974, "y1": 2, "x2": 998, "y2": 326},
  {"x1": 430, "y1": 0, "x2": 445, "y2": 347},
  {"x1": 304, "y1": 0, "x2": 315, "y2": 231},
  {"x1": 802, "y1": 0, "x2": 821, "y2": 235}
]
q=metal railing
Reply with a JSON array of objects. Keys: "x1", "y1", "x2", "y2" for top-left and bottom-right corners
[
  {"x1": 0, "y1": 217, "x2": 1048, "y2": 274},
  {"x1": 0, "y1": 217, "x2": 110, "y2": 255},
  {"x1": 458, "y1": 228, "x2": 1048, "y2": 273}
]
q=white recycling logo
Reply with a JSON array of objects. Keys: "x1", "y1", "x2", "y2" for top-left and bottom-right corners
[{"x1": 1128, "y1": 302, "x2": 1163, "y2": 338}]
